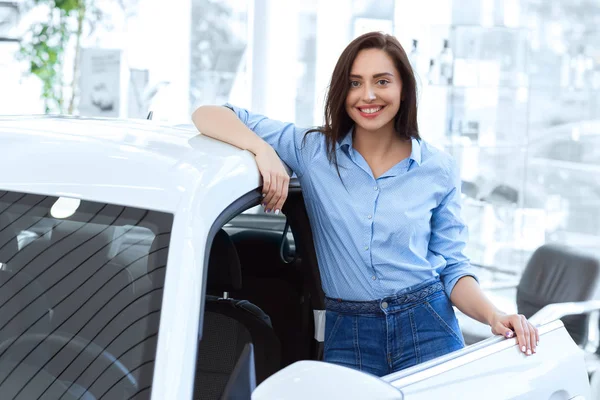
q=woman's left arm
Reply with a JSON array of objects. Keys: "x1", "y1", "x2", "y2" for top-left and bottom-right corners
[
  {"x1": 430, "y1": 156, "x2": 538, "y2": 356},
  {"x1": 450, "y1": 275, "x2": 539, "y2": 356}
]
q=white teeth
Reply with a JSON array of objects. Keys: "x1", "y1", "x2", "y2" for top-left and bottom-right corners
[{"x1": 360, "y1": 107, "x2": 382, "y2": 114}]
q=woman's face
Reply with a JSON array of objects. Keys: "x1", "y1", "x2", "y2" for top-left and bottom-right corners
[{"x1": 345, "y1": 48, "x2": 403, "y2": 134}]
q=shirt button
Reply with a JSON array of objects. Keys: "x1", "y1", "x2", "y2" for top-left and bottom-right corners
[
  {"x1": 372, "y1": 276, "x2": 376, "y2": 280},
  {"x1": 364, "y1": 246, "x2": 369, "y2": 251},
  {"x1": 381, "y1": 301, "x2": 388, "y2": 309},
  {"x1": 374, "y1": 186, "x2": 378, "y2": 191},
  {"x1": 367, "y1": 215, "x2": 372, "y2": 219}
]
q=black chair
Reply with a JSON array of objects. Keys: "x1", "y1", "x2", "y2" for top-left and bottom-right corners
[
  {"x1": 518, "y1": 244, "x2": 600, "y2": 346},
  {"x1": 459, "y1": 244, "x2": 600, "y2": 349},
  {"x1": 194, "y1": 229, "x2": 280, "y2": 400}
]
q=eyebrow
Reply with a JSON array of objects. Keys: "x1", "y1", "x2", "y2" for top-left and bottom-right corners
[{"x1": 349, "y1": 72, "x2": 394, "y2": 79}]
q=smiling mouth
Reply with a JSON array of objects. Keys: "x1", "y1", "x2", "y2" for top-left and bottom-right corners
[{"x1": 357, "y1": 106, "x2": 384, "y2": 114}]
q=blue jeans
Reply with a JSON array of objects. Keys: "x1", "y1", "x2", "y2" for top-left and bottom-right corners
[{"x1": 323, "y1": 278, "x2": 465, "y2": 377}]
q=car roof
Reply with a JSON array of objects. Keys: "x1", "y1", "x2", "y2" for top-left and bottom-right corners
[{"x1": 0, "y1": 115, "x2": 261, "y2": 212}]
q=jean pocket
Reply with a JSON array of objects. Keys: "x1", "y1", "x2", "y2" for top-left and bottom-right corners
[
  {"x1": 324, "y1": 311, "x2": 343, "y2": 352},
  {"x1": 423, "y1": 294, "x2": 464, "y2": 346}
]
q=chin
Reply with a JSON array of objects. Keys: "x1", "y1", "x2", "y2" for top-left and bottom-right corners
[
  {"x1": 358, "y1": 124, "x2": 387, "y2": 134},
  {"x1": 356, "y1": 118, "x2": 394, "y2": 133}
]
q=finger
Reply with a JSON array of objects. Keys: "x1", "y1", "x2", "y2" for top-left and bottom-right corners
[
  {"x1": 524, "y1": 319, "x2": 536, "y2": 354},
  {"x1": 262, "y1": 172, "x2": 275, "y2": 210},
  {"x1": 266, "y1": 174, "x2": 280, "y2": 212},
  {"x1": 274, "y1": 176, "x2": 289, "y2": 214},
  {"x1": 531, "y1": 322, "x2": 539, "y2": 353},
  {"x1": 520, "y1": 315, "x2": 532, "y2": 355},
  {"x1": 267, "y1": 176, "x2": 283, "y2": 212},
  {"x1": 498, "y1": 323, "x2": 514, "y2": 339},
  {"x1": 261, "y1": 172, "x2": 272, "y2": 203},
  {"x1": 490, "y1": 318, "x2": 511, "y2": 338},
  {"x1": 512, "y1": 315, "x2": 526, "y2": 354}
]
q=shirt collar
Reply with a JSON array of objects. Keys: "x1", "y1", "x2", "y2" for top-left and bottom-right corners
[
  {"x1": 338, "y1": 128, "x2": 354, "y2": 153},
  {"x1": 339, "y1": 128, "x2": 422, "y2": 166},
  {"x1": 410, "y1": 137, "x2": 422, "y2": 166}
]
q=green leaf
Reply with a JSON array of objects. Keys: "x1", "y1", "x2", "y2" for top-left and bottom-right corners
[{"x1": 55, "y1": 0, "x2": 81, "y2": 12}]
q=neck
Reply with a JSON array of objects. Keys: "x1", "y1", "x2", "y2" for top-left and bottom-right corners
[{"x1": 353, "y1": 123, "x2": 405, "y2": 158}]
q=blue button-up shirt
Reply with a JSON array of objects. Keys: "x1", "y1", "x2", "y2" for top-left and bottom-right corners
[{"x1": 225, "y1": 104, "x2": 477, "y2": 301}]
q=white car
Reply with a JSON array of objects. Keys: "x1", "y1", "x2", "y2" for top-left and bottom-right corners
[{"x1": 0, "y1": 116, "x2": 592, "y2": 400}]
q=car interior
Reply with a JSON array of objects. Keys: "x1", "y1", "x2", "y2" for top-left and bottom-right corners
[{"x1": 195, "y1": 183, "x2": 326, "y2": 399}]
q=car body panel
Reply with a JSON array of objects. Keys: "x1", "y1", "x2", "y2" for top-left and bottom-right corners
[
  {"x1": 0, "y1": 116, "x2": 259, "y2": 213},
  {"x1": 252, "y1": 360, "x2": 404, "y2": 400},
  {"x1": 252, "y1": 321, "x2": 590, "y2": 399},
  {"x1": 0, "y1": 116, "x2": 260, "y2": 400},
  {"x1": 386, "y1": 320, "x2": 590, "y2": 399}
]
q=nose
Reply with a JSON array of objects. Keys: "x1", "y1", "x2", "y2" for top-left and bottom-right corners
[{"x1": 361, "y1": 84, "x2": 376, "y2": 102}]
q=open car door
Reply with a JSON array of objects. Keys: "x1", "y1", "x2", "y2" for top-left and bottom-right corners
[
  {"x1": 385, "y1": 319, "x2": 590, "y2": 399},
  {"x1": 253, "y1": 320, "x2": 591, "y2": 399}
]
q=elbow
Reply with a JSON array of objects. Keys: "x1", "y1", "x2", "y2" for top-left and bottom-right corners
[
  {"x1": 191, "y1": 105, "x2": 207, "y2": 124},
  {"x1": 191, "y1": 105, "x2": 217, "y2": 132}
]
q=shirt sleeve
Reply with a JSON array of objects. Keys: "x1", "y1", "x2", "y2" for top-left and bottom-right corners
[
  {"x1": 430, "y1": 157, "x2": 479, "y2": 299},
  {"x1": 223, "y1": 103, "x2": 317, "y2": 177}
]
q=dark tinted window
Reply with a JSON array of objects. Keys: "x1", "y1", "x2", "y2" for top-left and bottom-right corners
[{"x1": 0, "y1": 190, "x2": 172, "y2": 400}]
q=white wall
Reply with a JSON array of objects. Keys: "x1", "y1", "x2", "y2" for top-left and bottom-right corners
[
  {"x1": 251, "y1": 0, "x2": 299, "y2": 122},
  {"x1": 135, "y1": 0, "x2": 191, "y2": 122},
  {"x1": 312, "y1": 0, "x2": 353, "y2": 125}
]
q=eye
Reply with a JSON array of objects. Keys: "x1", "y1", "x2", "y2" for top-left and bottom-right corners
[
  {"x1": 377, "y1": 79, "x2": 390, "y2": 86},
  {"x1": 350, "y1": 81, "x2": 361, "y2": 88}
]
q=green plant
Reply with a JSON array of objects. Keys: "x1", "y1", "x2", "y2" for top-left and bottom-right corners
[
  {"x1": 18, "y1": 0, "x2": 81, "y2": 113},
  {"x1": 17, "y1": 0, "x2": 132, "y2": 114}
]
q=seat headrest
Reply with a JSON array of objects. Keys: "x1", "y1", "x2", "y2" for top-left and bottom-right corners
[
  {"x1": 207, "y1": 229, "x2": 242, "y2": 292},
  {"x1": 230, "y1": 230, "x2": 290, "y2": 276},
  {"x1": 518, "y1": 244, "x2": 600, "y2": 303}
]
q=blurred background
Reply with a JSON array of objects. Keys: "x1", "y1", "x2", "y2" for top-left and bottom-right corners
[{"x1": 1, "y1": 0, "x2": 600, "y2": 276}]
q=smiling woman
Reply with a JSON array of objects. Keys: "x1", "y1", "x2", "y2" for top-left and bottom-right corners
[
  {"x1": 191, "y1": 31, "x2": 539, "y2": 378},
  {"x1": 306, "y1": 32, "x2": 420, "y2": 175}
]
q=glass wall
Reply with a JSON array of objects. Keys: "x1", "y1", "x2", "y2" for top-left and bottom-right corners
[
  {"x1": 430, "y1": 1, "x2": 600, "y2": 273},
  {"x1": 2, "y1": 0, "x2": 599, "y2": 279},
  {"x1": 191, "y1": 0, "x2": 600, "y2": 277}
]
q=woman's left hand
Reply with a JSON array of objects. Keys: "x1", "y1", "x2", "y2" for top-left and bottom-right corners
[{"x1": 489, "y1": 313, "x2": 539, "y2": 356}]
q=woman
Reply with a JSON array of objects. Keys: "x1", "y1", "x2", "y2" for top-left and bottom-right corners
[{"x1": 192, "y1": 31, "x2": 538, "y2": 377}]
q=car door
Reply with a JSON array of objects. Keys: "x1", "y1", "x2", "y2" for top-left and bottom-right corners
[
  {"x1": 253, "y1": 320, "x2": 590, "y2": 399},
  {"x1": 384, "y1": 319, "x2": 590, "y2": 399}
]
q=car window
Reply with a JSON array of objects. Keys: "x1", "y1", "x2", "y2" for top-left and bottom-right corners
[{"x1": 0, "y1": 190, "x2": 173, "y2": 400}]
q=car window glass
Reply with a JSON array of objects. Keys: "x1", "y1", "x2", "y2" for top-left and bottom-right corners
[{"x1": 0, "y1": 190, "x2": 173, "y2": 400}]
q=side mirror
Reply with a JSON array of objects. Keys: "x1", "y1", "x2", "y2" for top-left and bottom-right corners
[{"x1": 252, "y1": 361, "x2": 403, "y2": 400}]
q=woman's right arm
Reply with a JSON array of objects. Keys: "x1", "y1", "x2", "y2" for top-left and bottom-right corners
[{"x1": 191, "y1": 105, "x2": 290, "y2": 214}]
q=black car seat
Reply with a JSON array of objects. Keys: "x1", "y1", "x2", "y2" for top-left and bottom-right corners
[
  {"x1": 229, "y1": 229, "x2": 311, "y2": 366},
  {"x1": 194, "y1": 229, "x2": 281, "y2": 400}
]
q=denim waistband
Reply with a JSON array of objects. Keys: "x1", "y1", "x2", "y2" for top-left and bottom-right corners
[{"x1": 325, "y1": 279, "x2": 444, "y2": 314}]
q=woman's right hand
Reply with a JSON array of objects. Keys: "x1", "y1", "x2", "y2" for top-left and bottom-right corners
[{"x1": 254, "y1": 144, "x2": 290, "y2": 214}]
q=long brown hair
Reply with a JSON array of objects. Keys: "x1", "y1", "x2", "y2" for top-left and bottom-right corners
[{"x1": 307, "y1": 31, "x2": 420, "y2": 170}]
